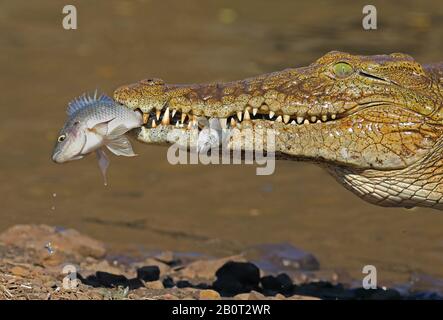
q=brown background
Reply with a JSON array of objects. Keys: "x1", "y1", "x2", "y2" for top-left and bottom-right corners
[{"x1": 1, "y1": 0, "x2": 443, "y2": 285}]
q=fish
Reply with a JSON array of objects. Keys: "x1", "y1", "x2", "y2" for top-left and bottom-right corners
[{"x1": 52, "y1": 91, "x2": 143, "y2": 185}]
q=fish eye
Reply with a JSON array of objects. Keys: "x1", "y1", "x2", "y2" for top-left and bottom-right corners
[
  {"x1": 333, "y1": 62, "x2": 354, "y2": 78},
  {"x1": 58, "y1": 134, "x2": 66, "y2": 142}
]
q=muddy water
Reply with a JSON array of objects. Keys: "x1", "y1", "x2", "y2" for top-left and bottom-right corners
[{"x1": 2, "y1": 0, "x2": 443, "y2": 287}]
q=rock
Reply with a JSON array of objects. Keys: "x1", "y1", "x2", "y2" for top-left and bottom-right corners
[
  {"x1": 244, "y1": 243, "x2": 319, "y2": 273},
  {"x1": 159, "y1": 293, "x2": 179, "y2": 300},
  {"x1": 145, "y1": 280, "x2": 164, "y2": 290},
  {"x1": 95, "y1": 271, "x2": 128, "y2": 288},
  {"x1": 0, "y1": 225, "x2": 106, "y2": 260},
  {"x1": 233, "y1": 293, "x2": 250, "y2": 300},
  {"x1": 127, "y1": 278, "x2": 144, "y2": 290},
  {"x1": 248, "y1": 290, "x2": 266, "y2": 300},
  {"x1": 353, "y1": 287, "x2": 402, "y2": 300},
  {"x1": 154, "y1": 251, "x2": 175, "y2": 264},
  {"x1": 10, "y1": 266, "x2": 30, "y2": 277},
  {"x1": 199, "y1": 289, "x2": 221, "y2": 300},
  {"x1": 234, "y1": 291, "x2": 266, "y2": 300},
  {"x1": 139, "y1": 258, "x2": 170, "y2": 276},
  {"x1": 287, "y1": 294, "x2": 320, "y2": 300},
  {"x1": 162, "y1": 276, "x2": 175, "y2": 288},
  {"x1": 136, "y1": 266, "x2": 160, "y2": 282},
  {"x1": 212, "y1": 261, "x2": 261, "y2": 296},
  {"x1": 261, "y1": 273, "x2": 293, "y2": 294},
  {"x1": 176, "y1": 280, "x2": 192, "y2": 288},
  {"x1": 83, "y1": 260, "x2": 125, "y2": 276},
  {"x1": 179, "y1": 255, "x2": 246, "y2": 280},
  {"x1": 294, "y1": 281, "x2": 355, "y2": 299}
]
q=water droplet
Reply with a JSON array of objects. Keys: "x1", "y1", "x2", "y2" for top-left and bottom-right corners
[
  {"x1": 44, "y1": 242, "x2": 54, "y2": 254},
  {"x1": 51, "y1": 206, "x2": 56, "y2": 210},
  {"x1": 52, "y1": 193, "x2": 57, "y2": 198}
]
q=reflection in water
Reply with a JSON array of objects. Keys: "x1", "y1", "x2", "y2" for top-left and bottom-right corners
[{"x1": 1, "y1": 0, "x2": 443, "y2": 289}]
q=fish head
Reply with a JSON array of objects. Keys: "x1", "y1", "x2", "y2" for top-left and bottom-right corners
[{"x1": 52, "y1": 120, "x2": 87, "y2": 163}]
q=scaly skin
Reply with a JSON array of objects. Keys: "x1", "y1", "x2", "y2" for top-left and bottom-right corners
[{"x1": 114, "y1": 51, "x2": 443, "y2": 209}]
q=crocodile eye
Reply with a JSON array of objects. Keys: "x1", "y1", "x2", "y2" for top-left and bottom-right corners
[
  {"x1": 333, "y1": 62, "x2": 354, "y2": 78},
  {"x1": 58, "y1": 134, "x2": 66, "y2": 142}
]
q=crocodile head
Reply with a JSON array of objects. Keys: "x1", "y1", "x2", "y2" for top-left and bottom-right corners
[{"x1": 114, "y1": 51, "x2": 443, "y2": 209}]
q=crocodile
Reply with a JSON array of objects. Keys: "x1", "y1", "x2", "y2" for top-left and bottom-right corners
[{"x1": 113, "y1": 51, "x2": 443, "y2": 210}]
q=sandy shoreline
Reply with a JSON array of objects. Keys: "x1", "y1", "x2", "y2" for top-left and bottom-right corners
[{"x1": 1, "y1": 224, "x2": 439, "y2": 300}]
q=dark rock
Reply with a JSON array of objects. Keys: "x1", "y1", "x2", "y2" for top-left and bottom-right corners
[
  {"x1": 95, "y1": 271, "x2": 129, "y2": 288},
  {"x1": 162, "y1": 276, "x2": 175, "y2": 288},
  {"x1": 78, "y1": 274, "x2": 101, "y2": 288},
  {"x1": 293, "y1": 281, "x2": 355, "y2": 300},
  {"x1": 195, "y1": 282, "x2": 212, "y2": 290},
  {"x1": 136, "y1": 266, "x2": 160, "y2": 282},
  {"x1": 244, "y1": 243, "x2": 320, "y2": 273},
  {"x1": 127, "y1": 278, "x2": 144, "y2": 290},
  {"x1": 176, "y1": 280, "x2": 192, "y2": 288},
  {"x1": 213, "y1": 261, "x2": 260, "y2": 296},
  {"x1": 353, "y1": 287, "x2": 402, "y2": 300},
  {"x1": 261, "y1": 273, "x2": 294, "y2": 295}
]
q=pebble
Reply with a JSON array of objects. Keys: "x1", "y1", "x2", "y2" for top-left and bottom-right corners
[
  {"x1": 10, "y1": 266, "x2": 30, "y2": 277},
  {"x1": 179, "y1": 255, "x2": 246, "y2": 280},
  {"x1": 136, "y1": 266, "x2": 160, "y2": 282},
  {"x1": 213, "y1": 261, "x2": 260, "y2": 296},
  {"x1": 145, "y1": 280, "x2": 164, "y2": 290},
  {"x1": 199, "y1": 289, "x2": 221, "y2": 300}
]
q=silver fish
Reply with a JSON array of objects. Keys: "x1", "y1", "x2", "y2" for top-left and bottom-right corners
[{"x1": 52, "y1": 92, "x2": 143, "y2": 185}]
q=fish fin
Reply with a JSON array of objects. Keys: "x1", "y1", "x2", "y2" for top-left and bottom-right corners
[
  {"x1": 107, "y1": 124, "x2": 131, "y2": 139},
  {"x1": 67, "y1": 91, "x2": 114, "y2": 116},
  {"x1": 96, "y1": 148, "x2": 110, "y2": 186},
  {"x1": 105, "y1": 135, "x2": 137, "y2": 157},
  {"x1": 90, "y1": 120, "x2": 111, "y2": 135}
]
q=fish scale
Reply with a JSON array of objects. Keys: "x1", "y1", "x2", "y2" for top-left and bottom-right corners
[{"x1": 52, "y1": 92, "x2": 143, "y2": 185}]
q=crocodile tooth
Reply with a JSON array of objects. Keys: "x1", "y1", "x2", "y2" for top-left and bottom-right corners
[
  {"x1": 297, "y1": 116, "x2": 304, "y2": 124},
  {"x1": 219, "y1": 118, "x2": 227, "y2": 129},
  {"x1": 283, "y1": 115, "x2": 290, "y2": 124},
  {"x1": 156, "y1": 110, "x2": 161, "y2": 121},
  {"x1": 191, "y1": 115, "x2": 198, "y2": 126},
  {"x1": 291, "y1": 120, "x2": 296, "y2": 125},
  {"x1": 181, "y1": 113, "x2": 187, "y2": 123},
  {"x1": 161, "y1": 107, "x2": 170, "y2": 125},
  {"x1": 276, "y1": 116, "x2": 282, "y2": 122},
  {"x1": 143, "y1": 113, "x2": 149, "y2": 124},
  {"x1": 252, "y1": 108, "x2": 258, "y2": 116},
  {"x1": 171, "y1": 109, "x2": 177, "y2": 118},
  {"x1": 303, "y1": 119, "x2": 309, "y2": 125},
  {"x1": 269, "y1": 111, "x2": 275, "y2": 119},
  {"x1": 152, "y1": 119, "x2": 157, "y2": 128},
  {"x1": 237, "y1": 111, "x2": 243, "y2": 121},
  {"x1": 175, "y1": 122, "x2": 179, "y2": 127},
  {"x1": 322, "y1": 115, "x2": 327, "y2": 122},
  {"x1": 230, "y1": 118, "x2": 237, "y2": 127},
  {"x1": 310, "y1": 116, "x2": 317, "y2": 123},
  {"x1": 244, "y1": 109, "x2": 251, "y2": 120},
  {"x1": 316, "y1": 119, "x2": 321, "y2": 123},
  {"x1": 331, "y1": 114, "x2": 336, "y2": 120}
]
